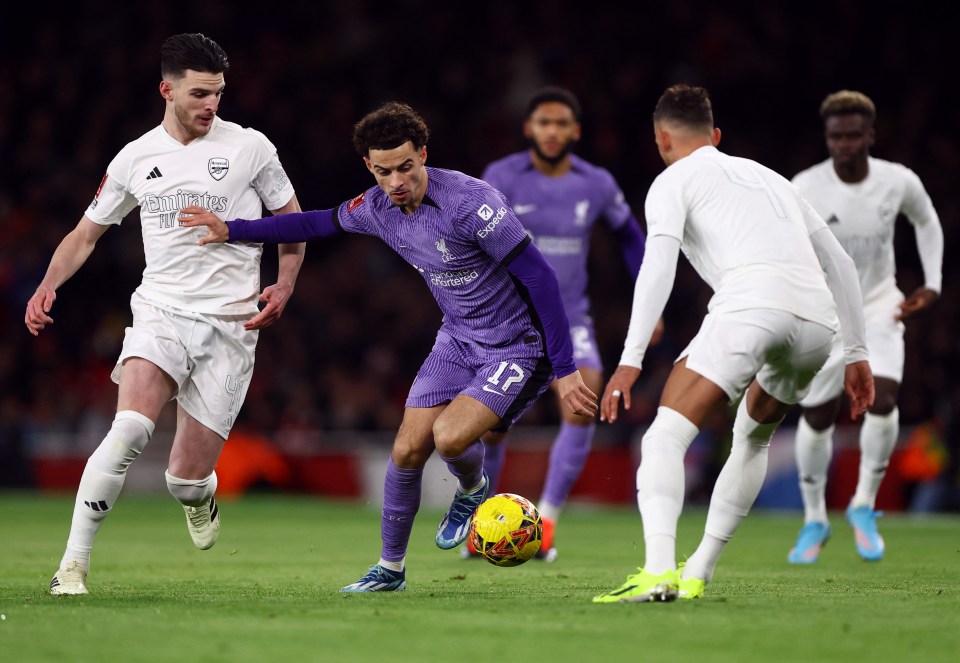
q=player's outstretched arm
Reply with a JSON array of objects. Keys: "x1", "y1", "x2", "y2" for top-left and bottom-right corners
[
  {"x1": 25, "y1": 216, "x2": 109, "y2": 336},
  {"x1": 844, "y1": 360, "x2": 875, "y2": 420},
  {"x1": 600, "y1": 365, "x2": 641, "y2": 423},
  {"x1": 556, "y1": 371, "x2": 598, "y2": 419}
]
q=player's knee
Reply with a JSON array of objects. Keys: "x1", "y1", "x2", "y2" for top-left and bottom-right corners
[
  {"x1": 869, "y1": 394, "x2": 898, "y2": 416},
  {"x1": 432, "y1": 420, "x2": 471, "y2": 457},
  {"x1": 390, "y1": 434, "x2": 432, "y2": 468},
  {"x1": 802, "y1": 404, "x2": 838, "y2": 431},
  {"x1": 89, "y1": 410, "x2": 155, "y2": 474}
]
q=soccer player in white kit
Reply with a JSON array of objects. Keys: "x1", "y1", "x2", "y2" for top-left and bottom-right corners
[
  {"x1": 787, "y1": 90, "x2": 943, "y2": 564},
  {"x1": 24, "y1": 33, "x2": 306, "y2": 595},
  {"x1": 593, "y1": 84, "x2": 874, "y2": 603}
]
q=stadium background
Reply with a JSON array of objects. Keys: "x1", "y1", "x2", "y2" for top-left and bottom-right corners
[{"x1": 1, "y1": 1, "x2": 958, "y2": 511}]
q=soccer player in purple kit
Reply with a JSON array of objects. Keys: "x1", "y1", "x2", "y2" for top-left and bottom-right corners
[
  {"x1": 179, "y1": 101, "x2": 598, "y2": 592},
  {"x1": 470, "y1": 87, "x2": 648, "y2": 561}
]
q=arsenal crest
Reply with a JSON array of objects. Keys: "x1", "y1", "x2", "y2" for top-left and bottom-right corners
[{"x1": 208, "y1": 158, "x2": 229, "y2": 181}]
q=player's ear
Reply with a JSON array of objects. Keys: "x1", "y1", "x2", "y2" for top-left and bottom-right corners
[
  {"x1": 656, "y1": 127, "x2": 671, "y2": 152},
  {"x1": 419, "y1": 145, "x2": 428, "y2": 165},
  {"x1": 363, "y1": 156, "x2": 374, "y2": 174},
  {"x1": 523, "y1": 120, "x2": 533, "y2": 140},
  {"x1": 712, "y1": 127, "x2": 721, "y2": 147},
  {"x1": 159, "y1": 80, "x2": 174, "y2": 102}
]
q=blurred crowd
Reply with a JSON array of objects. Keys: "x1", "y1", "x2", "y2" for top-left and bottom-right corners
[{"x1": 2, "y1": 2, "x2": 958, "y2": 503}]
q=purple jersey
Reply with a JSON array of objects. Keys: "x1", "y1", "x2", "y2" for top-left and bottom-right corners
[
  {"x1": 482, "y1": 152, "x2": 633, "y2": 321},
  {"x1": 336, "y1": 167, "x2": 545, "y2": 355}
]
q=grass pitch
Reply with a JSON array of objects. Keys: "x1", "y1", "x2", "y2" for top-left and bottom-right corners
[{"x1": 2, "y1": 493, "x2": 958, "y2": 663}]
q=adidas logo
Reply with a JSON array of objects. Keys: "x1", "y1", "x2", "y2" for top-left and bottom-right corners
[
  {"x1": 826, "y1": 214, "x2": 840, "y2": 224},
  {"x1": 85, "y1": 500, "x2": 110, "y2": 512},
  {"x1": 146, "y1": 166, "x2": 163, "y2": 180}
]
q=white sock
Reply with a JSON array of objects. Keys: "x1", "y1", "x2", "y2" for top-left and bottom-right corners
[
  {"x1": 538, "y1": 501, "x2": 561, "y2": 523},
  {"x1": 61, "y1": 411, "x2": 154, "y2": 569},
  {"x1": 378, "y1": 558, "x2": 404, "y2": 572},
  {"x1": 165, "y1": 470, "x2": 218, "y2": 507},
  {"x1": 637, "y1": 406, "x2": 699, "y2": 575},
  {"x1": 795, "y1": 416, "x2": 834, "y2": 524},
  {"x1": 684, "y1": 397, "x2": 776, "y2": 582},
  {"x1": 851, "y1": 408, "x2": 899, "y2": 509}
]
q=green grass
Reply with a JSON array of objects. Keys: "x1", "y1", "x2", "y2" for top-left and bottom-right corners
[{"x1": 2, "y1": 493, "x2": 958, "y2": 663}]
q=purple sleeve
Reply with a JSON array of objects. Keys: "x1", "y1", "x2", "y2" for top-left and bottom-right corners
[
  {"x1": 505, "y1": 241, "x2": 577, "y2": 378},
  {"x1": 228, "y1": 208, "x2": 341, "y2": 243},
  {"x1": 610, "y1": 214, "x2": 646, "y2": 278}
]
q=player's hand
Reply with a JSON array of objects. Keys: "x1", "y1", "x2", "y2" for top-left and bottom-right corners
[
  {"x1": 244, "y1": 282, "x2": 294, "y2": 330},
  {"x1": 896, "y1": 287, "x2": 938, "y2": 321},
  {"x1": 24, "y1": 286, "x2": 56, "y2": 336},
  {"x1": 556, "y1": 371, "x2": 598, "y2": 418},
  {"x1": 844, "y1": 360, "x2": 875, "y2": 419},
  {"x1": 178, "y1": 205, "x2": 230, "y2": 245},
  {"x1": 601, "y1": 364, "x2": 641, "y2": 423}
]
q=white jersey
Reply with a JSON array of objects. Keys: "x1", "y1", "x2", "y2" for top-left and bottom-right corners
[
  {"x1": 644, "y1": 146, "x2": 838, "y2": 331},
  {"x1": 85, "y1": 117, "x2": 295, "y2": 315},
  {"x1": 792, "y1": 157, "x2": 942, "y2": 315}
]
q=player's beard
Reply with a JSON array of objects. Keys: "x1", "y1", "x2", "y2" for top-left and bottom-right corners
[
  {"x1": 175, "y1": 104, "x2": 213, "y2": 140},
  {"x1": 530, "y1": 139, "x2": 576, "y2": 165}
]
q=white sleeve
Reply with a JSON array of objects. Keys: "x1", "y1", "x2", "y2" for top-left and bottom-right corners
[
  {"x1": 901, "y1": 173, "x2": 943, "y2": 293},
  {"x1": 618, "y1": 234, "x2": 681, "y2": 369},
  {"x1": 808, "y1": 226, "x2": 869, "y2": 364},
  {"x1": 913, "y1": 219, "x2": 944, "y2": 293}
]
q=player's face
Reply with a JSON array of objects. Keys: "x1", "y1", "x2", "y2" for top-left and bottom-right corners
[
  {"x1": 524, "y1": 102, "x2": 580, "y2": 164},
  {"x1": 824, "y1": 113, "x2": 873, "y2": 172},
  {"x1": 365, "y1": 142, "x2": 428, "y2": 213},
  {"x1": 164, "y1": 69, "x2": 225, "y2": 141}
]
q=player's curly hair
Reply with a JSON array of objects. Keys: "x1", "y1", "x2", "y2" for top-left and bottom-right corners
[
  {"x1": 653, "y1": 84, "x2": 714, "y2": 131},
  {"x1": 353, "y1": 102, "x2": 431, "y2": 156},
  {"x1": 160, "y1": 33, "x2": 229, "y2": 79},
  {"x1": 820, "y1": 90, "x2": 876, "y2": 124}
]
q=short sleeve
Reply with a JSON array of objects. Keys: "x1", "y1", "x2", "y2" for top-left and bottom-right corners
[
  {"x1": 459, "y1": 185, "x2": 529, "y2": 263},
  {"x1": 597, "y1": 168, "x2": 633, "y2": 230},
  {"x1": 85, "y1": 157, "x2": 138, "y2": 226},
  {"x1": 335, "y1": 190, "x2": 375, "y2": 236}
]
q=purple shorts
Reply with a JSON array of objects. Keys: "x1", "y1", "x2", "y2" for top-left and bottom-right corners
[
  {"x1": 406, "y1": 330, "x2": 554, "y2": 432},
  {"x1": 569, "y1": 314, "x2": 603, "y2": 373}
]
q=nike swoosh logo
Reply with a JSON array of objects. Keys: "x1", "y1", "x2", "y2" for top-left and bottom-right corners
[
  {"x1": 482, "y1": 385, "x2": 507, "y2": 396},
  {"x1": 513, "y1": 204, "x2": 537, "y2": 215}
]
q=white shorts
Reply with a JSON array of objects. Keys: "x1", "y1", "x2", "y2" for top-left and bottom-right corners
[
  {"x1": 800, "y1": 309, "x2": 904, "y2": 408},
  {"x1": 111, "y1": 292, "x2": 258, "y2": 438},
  {"x1": 680, "y1": 308, "x2": 835, "y2": 405}
]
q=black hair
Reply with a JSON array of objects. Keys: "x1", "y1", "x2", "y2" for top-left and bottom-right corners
[
  {"x1": 525, "y1": 86, "x2": 582, "y2": 121},
  {"x1": 653, "y1": 84, "x2": 714, "y2": 130},
  {"x1": 160, "y1": 33, "x2": 229, "y2": 79},
  {"x1": 352, "y1": 102, "x2": 430, "y2": 156}
]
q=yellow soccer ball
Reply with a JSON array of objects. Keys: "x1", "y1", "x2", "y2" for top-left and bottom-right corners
[{"x1": 469, "y1": 493, "x2": 542, "y2": 567}]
